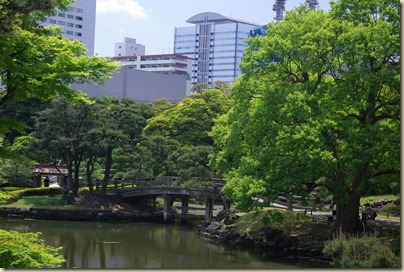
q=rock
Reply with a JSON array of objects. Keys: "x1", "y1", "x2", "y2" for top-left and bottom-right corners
[
  {"x1": 206, "y1": 221, "x2": 221, "y2": 231},
  {"x1": 216, "y1": 210, "x2": 239, "y2": 225}
]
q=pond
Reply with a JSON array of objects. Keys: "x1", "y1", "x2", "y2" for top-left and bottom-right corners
[{"x1": 1, "y1": 217, "x2": 318, "y2": 269}]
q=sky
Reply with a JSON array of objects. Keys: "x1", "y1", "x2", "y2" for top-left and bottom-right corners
[{"x1": 94, "y1": 0, "x2": 331, "y2": 57}]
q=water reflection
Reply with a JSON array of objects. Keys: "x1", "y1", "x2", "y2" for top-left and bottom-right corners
[{"x1": 0, "y1": 218, "x2": 303, "y2": 269}]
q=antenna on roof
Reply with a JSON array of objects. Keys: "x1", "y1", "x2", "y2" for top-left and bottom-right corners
[
  {"x1": 273, "y1": 0, "x2": 286, "y2": 23},
  {"x1": 306, "y1": 0, "x2": 319, "y2": 11}
]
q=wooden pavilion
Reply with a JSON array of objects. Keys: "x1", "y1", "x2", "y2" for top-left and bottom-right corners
[{"x1": 32, "y1": 164, "x2": 68, "y2": 187}]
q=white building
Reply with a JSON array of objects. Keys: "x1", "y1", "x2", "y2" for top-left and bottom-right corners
[
  {"x1": 115, "y1": 37, "x2": 146, "y2": 56},
  {"x1": 112, "y1": 53, "x2": 193, "y2": 95},
  {"x1": 40, "y1": 0, "x2": 96, "y2": 56},
  {"x1": 174, "y1": 12, "x2": 261, "y2": 87}
]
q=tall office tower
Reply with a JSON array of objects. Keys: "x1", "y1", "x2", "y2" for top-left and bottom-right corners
[
  {"x1": 40, "y1": 0, "x2": 97, "y2": 56},
  {"x1": 115, "y1": 37, "x2": 146, "y2": 56},
  {"x1": 174, "y1": 12, "x2": 261, "y2": 87}
]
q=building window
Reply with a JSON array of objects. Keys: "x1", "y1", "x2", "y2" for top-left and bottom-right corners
[
  {"x1": 75, "y1": 16, "x2": 83, "y2": 21},
  {"x1": 48, "y1": 19, "x2": 56, "y2": 24},
  {"x1": 58, "y1": 12, "x2": 65, "y2": 17},
  {"x1": 68, "y1": 6, "x2": 75, "y2": 12},
  {"x1": 57, "y1": 21, "x2": 65, "y2": 26},
  {"x1": 67, "y1": 22, "x2": 74, "y2": 27},
  {"x1": 75, "y1": 24, "x2": 82, "y2": 29},
  {"x1": 66, "y1": 30, "x2": 74, "y2": 35},
  {"x1": 76, "y1": 8, "x2": 84, "y2": 13},
  {"x1": 67, "y1": 14, "x2": 74, "y2": 19},
  {"x1": 75, "y1": 32, "x2": 82, "y2": 37}
]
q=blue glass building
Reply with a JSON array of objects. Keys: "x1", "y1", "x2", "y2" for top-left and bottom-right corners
[{"x1": 174, "y1": 12, "x2": 261, "y2": 87}]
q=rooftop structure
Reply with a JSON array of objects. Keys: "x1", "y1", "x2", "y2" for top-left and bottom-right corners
[{"x1": 115, "y1": 37, "x2": 146, "y2": 56}]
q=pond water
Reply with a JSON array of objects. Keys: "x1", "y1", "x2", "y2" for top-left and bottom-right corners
[{"x1": 1, "y1": 217, "x2": 317, "y2": 269}]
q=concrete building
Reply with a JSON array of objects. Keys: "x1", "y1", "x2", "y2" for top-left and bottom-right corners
[
  {"x1": 112, "y1": 54, "x2": 191, "y2": 76},
  {"x1": 112, "y1": 37, "x2": 193, "y2": 95},
  {"x1": 75, "y1": 66, "x2": 188, "y2": 103},
  {"x1": 115, "y1": 37, "x2": 146, "y2": 56},
  {"x1": 40, "y1": 0, "x2": 96, "y2": 56},
  {"x1": 174, "y1": 12, "x2": 261, "y2": 87}
]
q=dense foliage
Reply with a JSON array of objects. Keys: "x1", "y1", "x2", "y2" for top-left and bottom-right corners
[
  {"x1": 0, "y1": 0, "x2": 118, "y2": 159},
  {"x1": 0, "y1": 229, "x2": 65, "y2": 268},
  {"x1": 210, "y1": 0, "x2": 400, "y2": 233}
]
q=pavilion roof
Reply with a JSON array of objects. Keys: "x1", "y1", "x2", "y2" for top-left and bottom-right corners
[{"x1": 33, "y1": 164, "x2": 68, "y2": 175}]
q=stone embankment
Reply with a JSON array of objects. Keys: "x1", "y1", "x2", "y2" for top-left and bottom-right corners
[
  {"x1": 197, "y1": 210, "x2": 331, "y2": 265},
  {"x1": 0, "y1": 207, "x2": 163, "y2": 223}
]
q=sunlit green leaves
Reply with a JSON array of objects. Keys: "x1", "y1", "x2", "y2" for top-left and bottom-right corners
[
  {"x1": 0, "y1": 229, "x2": 65, "y2": 268},
  {"x1": 210, "y1": 0, "x2": 400, "y2": 214}
]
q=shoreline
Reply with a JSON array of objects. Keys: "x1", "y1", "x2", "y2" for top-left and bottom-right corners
[{"x1": 0, "y1": 207, "x2": 164, "y2": 223}]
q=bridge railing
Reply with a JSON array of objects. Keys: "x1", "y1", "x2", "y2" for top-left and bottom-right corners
[
  {"x1": 95, "y1": 176, "x2": 226, "y2": 193},
  {"x1": 274, "y1": 194, "x2": 317, "y2": 211}
]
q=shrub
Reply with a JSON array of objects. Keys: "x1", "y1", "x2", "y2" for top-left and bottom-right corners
[
  {"x1": 323, "y1": 232, "x2": 400, "y2": 268},
  {"x1": 0, "y1": 190, "x2": 13, "y2": 205},
  {"x1": 0, "y1": 229, "x2": 65, "y2": 268},
  {"x1": 0, "y1": 187, "x2": 64, "y2": 204}
]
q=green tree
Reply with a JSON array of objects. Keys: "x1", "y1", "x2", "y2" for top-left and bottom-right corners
[
  {"x1": 210, "y1": 1, "x2": 400, "y2": 233},
  {"x1": 0, "y1": 229, "x2": 65, "y2": 268},
  {"x1": 29, "y1": 97, "x2": 97, "y2": 196},
  {"x1": 0, "y1": 0, "x2": 71, "y2": 33},
  {"x1": 95, "y1": 97, "x2": 148, "y2": 195},
  {"x1": 152, "y1": 98, "x2": 175, "y2": 115},
  {"x1": 140, "y1": 135, "x2": 180, "y2": 177},
  {"x1": 0, "y1": 0, "x2": 118, "y2": 160},
  {"x1": 144, "y1": 89, "x2": 232, "y2": 146},
  {"x1": 173, "y1": 145, "x2": 214, "y2": 184}
]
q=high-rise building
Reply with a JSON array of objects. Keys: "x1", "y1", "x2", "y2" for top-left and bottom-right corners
[
  {"x1": 40, "y1": 0, "x2": 96, "y2": 56},
  {"x1": 174, "y1": 12, "x2": 261, "y2": 87}
]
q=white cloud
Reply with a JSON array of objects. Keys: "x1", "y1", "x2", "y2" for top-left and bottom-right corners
[{"x1": 97, "y1": 0, "x2": 150, "y2": 19}]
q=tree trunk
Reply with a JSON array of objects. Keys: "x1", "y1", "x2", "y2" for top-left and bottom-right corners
[
  {"x1": 102, "y1": 146, "x2": 113, "y2": 196},
  {"x1": 86, "y1": 156, "x2": 94, "y2": 193},
  {"x1": 72, "y1": 152, "x2": 83, "y2": 196},
  {"x1": 73, "y1": 162, "x2": 80, "y2": 196},
  {"x1": 66, "y1": 165, "x2": 74, "y2": 192},
  {"x1": 335, "y1": 190, "x2": 363, "y2": 234}
]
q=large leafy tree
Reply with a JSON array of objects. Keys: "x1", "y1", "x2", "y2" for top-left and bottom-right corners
[
  {"x1": 0, "y1": 0, "x2": 118, "y2": 159},
  {"x1": 210, "y1": 0, "x2": 400, "y2": 233}
]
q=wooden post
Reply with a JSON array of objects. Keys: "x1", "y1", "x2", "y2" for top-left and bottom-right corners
[
  {"x1": 311, "y1": 194, "x2": 317, "y2": 212},
  {"x1": 221, "y1": 196, "x2": 231, "y2": 210},
  {"x1": 287, "y1": 193, "x2": 293, "y2": 210},
  {"x1": 181, "y1": 196, "x2": 190, "y2": 223},
  {"x1": 205, "y1": 197, "x2": 214, "y2": 220},
  {"x1": 163, "y1": 194, "x2": 174, "y2": 223}
]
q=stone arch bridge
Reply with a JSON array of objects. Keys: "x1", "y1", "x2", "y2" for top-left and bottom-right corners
[{"x1": 98, "y1": 176, "x2": 230, "y2": 223}]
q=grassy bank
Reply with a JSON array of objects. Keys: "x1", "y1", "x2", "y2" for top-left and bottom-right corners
[{"x1": 232, "y1": 208, "x2": 331, "y2": 242}]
